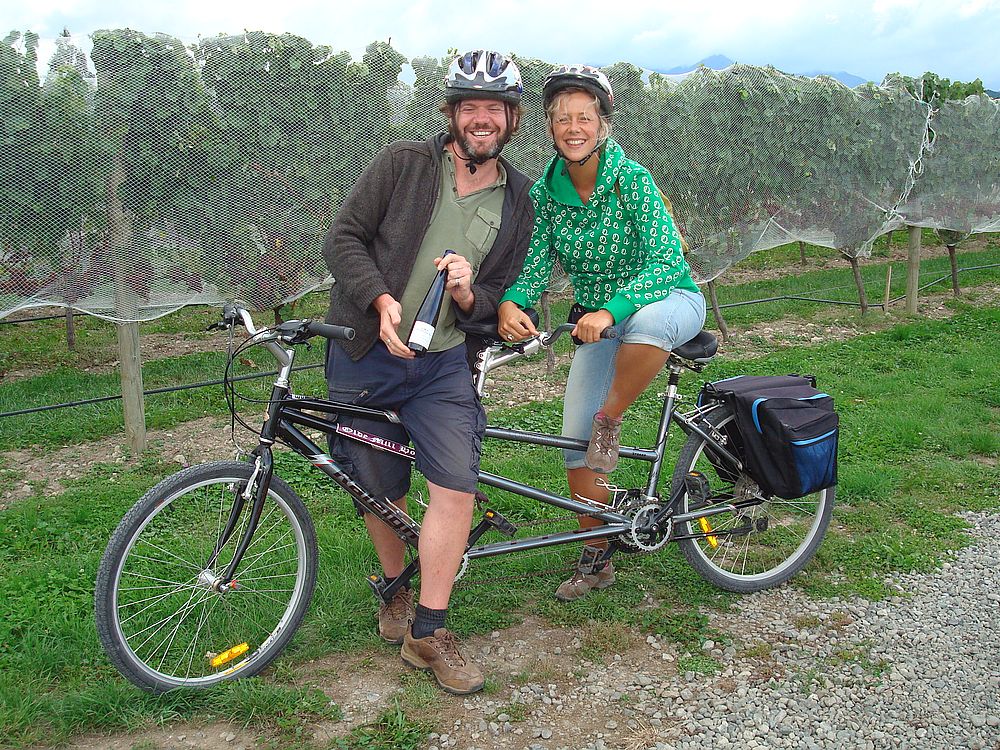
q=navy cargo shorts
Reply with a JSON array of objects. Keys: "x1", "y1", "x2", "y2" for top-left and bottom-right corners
[{"x1": 325, "y1": 339, "x2": 485, "y2": 505}]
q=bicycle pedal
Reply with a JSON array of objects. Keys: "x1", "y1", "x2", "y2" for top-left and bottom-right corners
[
  {"x1": 366, "y1": 574, "x2": 388, "y2": 601},
  {"x1": 684, "y1": 470, "x2": 711, "y2": 506},
  {"x1": 483, "y1": 508, "x2": 517, "y2": 537}
]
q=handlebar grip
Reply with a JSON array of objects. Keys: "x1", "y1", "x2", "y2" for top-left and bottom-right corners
[{"x1": 305, "y1": 321, "x2": 356, "y2": 341}]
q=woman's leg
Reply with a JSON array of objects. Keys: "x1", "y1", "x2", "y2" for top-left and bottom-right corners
[{"x1": 586, "y1": 290, "x2": 707, "y2": 472}]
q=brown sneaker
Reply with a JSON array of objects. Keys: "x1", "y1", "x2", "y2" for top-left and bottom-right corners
[
  {"x1": 401, "y1": 628, "x2": 484, "y2": 695},
  {"x1": 378, "y1": 588, "x2": 414, "y2": 644},
  {"x1": 554, "y1": 545, "x2": 616, "y2": 602},
  {"x1": 585, "y1": 413, "x2": 623, "y2": 473}
]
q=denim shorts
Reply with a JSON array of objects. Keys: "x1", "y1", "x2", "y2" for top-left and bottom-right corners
[
  {"x1": 562, "y1": 287, "x2": 707, "y2": 469},
  {"x1": 325, "y1": 341, "x2": 485, "y2": 503}
]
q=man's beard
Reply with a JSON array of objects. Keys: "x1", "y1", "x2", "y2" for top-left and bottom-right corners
[{"x1": 451, "y1": 124, "x2": 509, "y2": 165}]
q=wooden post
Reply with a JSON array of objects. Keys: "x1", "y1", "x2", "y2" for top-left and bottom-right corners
[
  {"x1": 947, "y1": 245, "x2": 960, "y2": 296},
  {"x1": 798, "y1": 240, "x2": 807, "y2": 266},
  {"x1": 109, "y1": 157, "x2": 147, "y2": 454},
  {"x1": 707, "y1": 281, "x2": 729, "y2": 342},
  {"x1": 906, "y1": 225, "x2": 921, "y2": 314},
  {"x1": 64, "y1": 307, "x2": 76, "y2": 350},
  {"x1": 117, "y1": 321, "x2": 146, "y2": 453},
  {"x1": 883, "y1": 265, "x2": 893, "y2": 314}
]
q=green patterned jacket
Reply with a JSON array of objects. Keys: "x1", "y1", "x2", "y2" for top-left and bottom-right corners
[{"x1": 501, "y1": 138, "x2": 699, "y2": 323}]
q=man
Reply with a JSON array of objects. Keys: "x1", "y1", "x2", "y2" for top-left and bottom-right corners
[{"x1": 322, "y1": 50, "x2": 533, "y2": 695}]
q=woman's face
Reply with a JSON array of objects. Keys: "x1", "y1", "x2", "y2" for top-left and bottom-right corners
[{"x1": 549, "y1": 90, "x2": 602, "y2": 163}]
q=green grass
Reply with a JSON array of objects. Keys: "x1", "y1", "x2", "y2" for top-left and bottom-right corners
[
  {"x1": 0, "y1": 248, "x2": 998, "y2": 746},
  {"x1": 332, "y1": 702, "x2": 430, "y2": 750}
]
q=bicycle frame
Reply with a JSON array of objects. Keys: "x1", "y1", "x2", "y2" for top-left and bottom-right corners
[{"x1": 214, "y1": 320, "x2": 748, "y2": 602}]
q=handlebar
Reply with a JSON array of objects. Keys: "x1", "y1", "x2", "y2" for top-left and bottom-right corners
[
  {"x1": 213, "y1": 304, "x2": 355, "y2": 343},
  {"x1": 303, "y1": 320, "x2": 356, "y2": 341},
  {"x1": 540, "y1": 322, "x2": 617, "y2": 347}
]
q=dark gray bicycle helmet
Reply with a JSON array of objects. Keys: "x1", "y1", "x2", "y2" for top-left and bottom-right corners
[
  {"x1": 445, "y1": 49, "x2": 523, "y2": 104},
  {"x1": 542, "y1": 64, "x2": 614, "y2": 117}
]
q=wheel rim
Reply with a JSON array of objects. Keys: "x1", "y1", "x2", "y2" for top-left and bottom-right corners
[
  {"x1": 683, "y1": 415, "x2": 830, "y2": 583},
  {"x1": 110, "y1": 474, "x2": 308, "y2": 687}
]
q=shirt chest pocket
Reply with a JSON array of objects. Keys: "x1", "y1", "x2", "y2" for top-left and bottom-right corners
[{"x1": 465, "y1": 207, "x2": 501, "y2": 267}]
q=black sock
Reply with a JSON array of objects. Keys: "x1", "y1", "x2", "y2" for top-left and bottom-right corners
[{"x1": 411, "y1": 603, "x2": 447, "y2": 639}]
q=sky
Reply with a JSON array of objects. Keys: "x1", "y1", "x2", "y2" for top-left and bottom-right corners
[{"x1": 3, "y1": 0, "x2": 999, "y2": 90}]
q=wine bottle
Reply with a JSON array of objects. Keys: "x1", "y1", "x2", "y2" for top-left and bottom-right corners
[{"x1": 407, "y1": 250, "x2": 455, "y2": 356}]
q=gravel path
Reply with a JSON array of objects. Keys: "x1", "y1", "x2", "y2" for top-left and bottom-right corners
[
  {"x1": 418, "y1": 510, "x2": 1000, "y2": 750},
  {"x1": 42, "y1": 512, "x2": 999, "y2": 750}
]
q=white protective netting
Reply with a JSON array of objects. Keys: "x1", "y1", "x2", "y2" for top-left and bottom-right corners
[{"x1": 2, "y1": 29, "x2": 998, "y2": 322}]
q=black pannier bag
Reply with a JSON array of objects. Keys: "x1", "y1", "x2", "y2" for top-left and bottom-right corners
[{"x1": 699, "y1": 375, "x2": 839, "y2": 499}]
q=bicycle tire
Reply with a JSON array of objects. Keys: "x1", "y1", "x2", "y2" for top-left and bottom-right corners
[
  {"x1": 94, "y1": 460, "x2": 318, "y2": 692},
  {"x1": 670, "y1": 406, "x2": 833, "y2": 592}
]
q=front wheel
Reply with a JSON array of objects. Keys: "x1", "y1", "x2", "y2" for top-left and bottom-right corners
[
  {"x1": 94, "y1": 461, "x2": 318, "y2": 692},
  {"x1": 670, "y1": 406, "x2": 833, "y2": 592}
]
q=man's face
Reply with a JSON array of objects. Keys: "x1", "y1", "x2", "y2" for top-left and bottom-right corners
[{"x1": 450, "y1": 98, "x2": 509, "y2": 163}]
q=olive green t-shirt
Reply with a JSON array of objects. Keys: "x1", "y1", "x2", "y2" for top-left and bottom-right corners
[{"x1": 399, "y1": 149, "x2": 506, "y2": 352}]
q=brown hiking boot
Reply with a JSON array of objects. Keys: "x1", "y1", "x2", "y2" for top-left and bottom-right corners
[
  {"x1": 554, "y1": 544, "x2": 616, "y2": 602},
  {"x1": 400, "y1": 628, "x2": 484, "y2": 695},
  {"x1": 378, "y1": 588, "x2": 414, "y2": 644},
  {"x1": 585, "y1": 413, "x2": 623, "y2": 473}
]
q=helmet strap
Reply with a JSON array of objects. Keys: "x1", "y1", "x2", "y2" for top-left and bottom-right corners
[{"x1": 556, "y1": 142, "x2": 603, "y2": 173}]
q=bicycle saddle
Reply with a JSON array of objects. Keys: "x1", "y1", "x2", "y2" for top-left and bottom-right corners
[{"x1": 672, "y1": 330, "x2": 718, "y2": 362}]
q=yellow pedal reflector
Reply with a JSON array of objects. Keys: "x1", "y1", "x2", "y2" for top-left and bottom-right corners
[
  {"x1": 209, "y1": 642, "x2": 249, "y2": 668},
  {"x1": 698, "y1": 517, "x2": 719, "y2": 548}
]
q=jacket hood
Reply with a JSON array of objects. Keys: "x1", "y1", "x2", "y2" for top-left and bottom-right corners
[{"x1": 542, "y1": 138, "x2": 624, "y2": 207}]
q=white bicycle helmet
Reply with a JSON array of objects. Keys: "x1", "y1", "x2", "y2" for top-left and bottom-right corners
[
  {"x1": 543, "y1": 64, "x2": 614, "y2": 118},
  {"x1": 445, "y1": 49, "x2": 523, "y2": 105}
]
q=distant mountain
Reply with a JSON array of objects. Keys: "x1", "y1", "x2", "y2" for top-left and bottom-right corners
[
  {"x1": 655, "y1": 54, "x2": 868, "y2": 88},
  {"x1": 662, "y1": 55, "x2": 735, "y2": 74},
  {"x1": 800, "y1": 70, "x2": 868, "y2": 87},
  {"x1": 987, "y1": 88, "x2": 1000, "y2": 98}
]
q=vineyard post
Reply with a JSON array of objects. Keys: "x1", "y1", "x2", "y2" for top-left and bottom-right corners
[
  {"x1": 883, "y1": 265, "x2": 893, "y2": 314},
  {"x1": 108, "y1": 158, "x2": 146, "y2": 454},
  {"x1": 906, "y1": 225, "x2": 921, "y2": 314}
]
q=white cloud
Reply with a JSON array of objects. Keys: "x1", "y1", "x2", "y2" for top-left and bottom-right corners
[{"x1": 2, "y1": 0, "x2": 998, "y2": 88}]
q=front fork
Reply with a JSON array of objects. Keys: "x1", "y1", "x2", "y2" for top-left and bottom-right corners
[{"x1": 207, "y1": 380, "x2": 288, "y2": 591}]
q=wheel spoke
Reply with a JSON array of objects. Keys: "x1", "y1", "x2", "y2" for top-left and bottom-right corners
[
  {"x1": 672, "y1": 410, "x2": 832, "y2": 591},
  {"x1": 96, "y1": 465, "x2": 315, "y2": 689}
]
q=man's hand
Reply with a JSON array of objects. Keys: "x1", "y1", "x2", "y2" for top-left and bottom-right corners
[
  {"x1": 435, "y1": 253, "x2": 475, "y2": 312},
  {"x1": 373, "y1": 294, "x2": 415, "y2": 359},
  {"x1": 573, "y1": 310, "x2": 614, "y2": 343},
  {"x1": 497, "y1": 300, "x2": 538, "y2": 342}
]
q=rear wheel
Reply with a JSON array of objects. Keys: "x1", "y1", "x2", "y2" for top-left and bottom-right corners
[
  {"x1": 94, "y1": 461, "x2": 317, "y2": 692},
  {"x1": 670, "y1": 407, "x2": 833, "y2": 592}
]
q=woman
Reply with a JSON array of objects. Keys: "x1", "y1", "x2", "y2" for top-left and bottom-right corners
[{"x1": 498, "y1": 64, "x2": 706, "y2": 601}]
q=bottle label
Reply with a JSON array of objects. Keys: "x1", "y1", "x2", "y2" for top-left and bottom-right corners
[{"x1": 409, "y1": 321, "x2": 434, "y2": 349}]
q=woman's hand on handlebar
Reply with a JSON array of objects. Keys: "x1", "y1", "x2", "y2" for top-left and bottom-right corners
[
  {"x1": 498, "y1": 300, "x2": 538, "y2": 342},
  {"x1": 573, "y1": 310, "x2": 615, "y2": 343}
]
